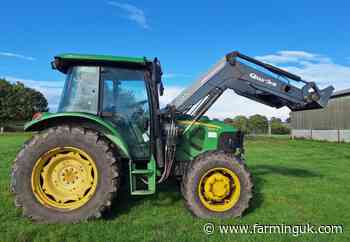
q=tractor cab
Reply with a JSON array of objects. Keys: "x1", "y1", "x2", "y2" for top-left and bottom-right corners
[{"x1": 52, "y1": 54, "x2": 163, "y2": 161}]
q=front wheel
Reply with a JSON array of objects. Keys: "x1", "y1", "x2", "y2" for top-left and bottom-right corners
[
  {"x1": 11, "y1": 126, "x2": 120, "y2": 223},
  {"x1": 181, "y1": 151, "x2": 253, "y2": 218}
]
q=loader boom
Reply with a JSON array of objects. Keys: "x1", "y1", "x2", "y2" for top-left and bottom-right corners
[{"x1": 170, "y1": 51, "x2": 334, "y2": 117}]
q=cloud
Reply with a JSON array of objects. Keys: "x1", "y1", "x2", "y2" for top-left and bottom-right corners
[
  {"x1": 205, "y1": 91, "x2": 290, "y2": 120},
  {"x1": 255, "y1": 50, "x2": 331, "y2": 65},
  {"x1": 160, "y1": 51, "x2": 350, "y2": 120},
  {"x1": 4, "y1": 76, "x2": 63, "y2": 112},
  {"x1": 160, "y1": 85, "x2": 290, "y2": 120},
  {"x1": 107, "y1": 1, "x2": 150, "y2": 29},
  {"x1": 159, "y1": 86, "x2": 184, "y2": 107},
  {"x1": 162, "y1": 73, "x2": 191, "y2": 79},
  {"x1": 255, "y1": 50, "x2": 350, "y2": 90},
  {"x1": 0, "y1": 52, "x2": 35, "y2": 61}
]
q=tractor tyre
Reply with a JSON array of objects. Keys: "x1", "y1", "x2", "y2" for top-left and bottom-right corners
[
  {"x1": 11, "y1": 126, "x2": 120, "y2": 223},
  {"x1": 181, "y1": 151, "x2": 253, "y2": 218}
]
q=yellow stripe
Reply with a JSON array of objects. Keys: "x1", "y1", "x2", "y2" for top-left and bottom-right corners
[{"x1": 177, "y1": 120, "x2": 220, "y2": 129}]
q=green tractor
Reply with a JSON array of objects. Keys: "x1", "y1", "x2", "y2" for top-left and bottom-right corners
[{"x1": 11, "y1": 51, "x2": 333, "y2": 222}]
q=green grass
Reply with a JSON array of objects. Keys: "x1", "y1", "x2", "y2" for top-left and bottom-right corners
[{"x1": 0, "y1": 134, "x2": 349, "y2": 242}]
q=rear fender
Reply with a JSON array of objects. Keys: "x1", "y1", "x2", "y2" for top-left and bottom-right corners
[{"x1": 25, "y1": 112, "x2": 131, "y2": 159}]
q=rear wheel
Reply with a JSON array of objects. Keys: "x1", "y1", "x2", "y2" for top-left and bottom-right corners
[
  {"x1": 11, "y1": 126, "x2": 120, "y2": 223},
  {"x1": 182, "y1": 151, "x2": 253, "y2": 218}
]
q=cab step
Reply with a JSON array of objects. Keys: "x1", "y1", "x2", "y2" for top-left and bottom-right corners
[
  {"x1": 129, "y1": 157, "x2": 156, "y2": 195},
  {"x1": 131, "y1": 190, "x2": 155, "y2": 195},
  {"x1": 131, "y1": 169, "x2": 154, "y2": 175}
]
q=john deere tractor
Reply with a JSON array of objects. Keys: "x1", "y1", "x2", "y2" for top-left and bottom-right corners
[{"x1": 11, "y1": 51, "x2": 333, "y2": 222}]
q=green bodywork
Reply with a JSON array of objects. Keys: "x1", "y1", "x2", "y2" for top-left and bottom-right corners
[
  {"x1": 25, "y1": 53, "x2": 238, "y2": 196},
  {"x1": 175, "y1": 118, "x2": 237, "y2": 161},
  {"x1": 53, "y1": 53, "x2": 149, "y2": 74},
  {"x1": 25, "y1": 112, "x2": 236, "y2": 162},
  {"x1": 52, "y1": 53, "x2": 150, "y2": 74},
  {"x1": 56, "y1": 53, "x2": 148, "y2": 65},
  {"x1": 24, "y1": 112, "x2": 131, "y2": 159}
]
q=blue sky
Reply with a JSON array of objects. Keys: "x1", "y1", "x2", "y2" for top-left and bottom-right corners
[{"x1": 1, "y1": 0, "x2": 349, "y2": 119}]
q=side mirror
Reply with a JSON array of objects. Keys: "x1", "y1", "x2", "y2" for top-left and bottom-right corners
[
  {"x1": 159, "y1": 82, "x2": 164, "y2": 96},
  {"x1": 153, "y1": 57, "x2": 164, "y2": 96}
]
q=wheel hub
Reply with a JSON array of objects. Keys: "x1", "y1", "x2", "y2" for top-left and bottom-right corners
[
  {"x1": 60, "y1": 166, "x2": 79, "y2": 185},
  {"x1": 198, "y1": 167, "x2": 241, "y2": 212},
  {"x1": 204, "y1": 173, "x2": 231, "y2": 200},
  {"x1": 31, "y1": 147, "x2": 98, "y2": 210}
]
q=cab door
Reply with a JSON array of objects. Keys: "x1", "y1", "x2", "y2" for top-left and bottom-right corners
[{"x1": 100, "y1": 67, "x2": 151, "y2": 161}]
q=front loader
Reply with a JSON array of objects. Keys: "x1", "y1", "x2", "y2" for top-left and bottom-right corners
[{"x1": 11, "y1": 51, "x2": 333, "y2": 222}]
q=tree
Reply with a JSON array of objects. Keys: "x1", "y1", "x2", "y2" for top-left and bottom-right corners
[
  {"x1": 249, "y1": 114, "x2": 268, "y2": 134},
  {"x1": 232, "y1": 115, "x2": 249, "y2": 133},
  {"x1": 223, "y1": 118, "x2": 233, "y2": 124},
  {"x1": 0, "y1": 79, "x2": 48, "y2": 132},
  {"x1": 0, "y1": 79, "x2": 13, "y2": 131},
  {"x1": 270, "y1": 117, "x2": 282, "y2": 128},
  {"x1": 270, "y1": 117, "x2": 290, "y2": 135},
  {"x1": 201, "y1": 116, "x2": 210, "y2": 121}
]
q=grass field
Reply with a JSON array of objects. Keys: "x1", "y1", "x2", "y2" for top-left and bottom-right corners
[{"x1": 0, "y1": 133, "x2": 349, "y2": 242}]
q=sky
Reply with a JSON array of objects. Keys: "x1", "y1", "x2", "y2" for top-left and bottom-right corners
[{"x1": 1, "y1": 0, "x2": 349, "y2": 120}]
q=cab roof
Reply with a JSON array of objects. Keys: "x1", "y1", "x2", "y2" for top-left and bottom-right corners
[{"x1": 53, "y1": 53, "x2": 151, "y2": 74}]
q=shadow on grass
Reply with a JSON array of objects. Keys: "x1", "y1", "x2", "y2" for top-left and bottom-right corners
[
  {"x1": 244, "y1": 164, "x2": 321, "y2": 215},
  {"x1": 105, "y1": 178, "x2": 182, "y2": 220},
  {"x1": 105, "y1": 164, "x2": 321, "y2": 219},
  {"x1": 251, "y1": 165, "x2": 322, "y2": 178}
]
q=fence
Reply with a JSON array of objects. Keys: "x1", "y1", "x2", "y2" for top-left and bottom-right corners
[{"x1": 291, "y1": 129, "x2": 350, "y2": 142}]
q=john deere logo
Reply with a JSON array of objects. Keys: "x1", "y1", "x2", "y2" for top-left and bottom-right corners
[{"x1": 249, "y1": 73, "x2": 277, "y2": 87}]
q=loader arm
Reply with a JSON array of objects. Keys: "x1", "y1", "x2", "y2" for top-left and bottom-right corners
[{"x1": 169, "y1": 51, "x2": 334, "y2": 118}]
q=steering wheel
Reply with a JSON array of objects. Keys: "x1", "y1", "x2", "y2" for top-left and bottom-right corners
[
  {"x1": 104, "y1": 105, "x2": 128, "y2": 122},
  {"x1": 113, "y1": 112, "x2": 129, "y2": 123}
]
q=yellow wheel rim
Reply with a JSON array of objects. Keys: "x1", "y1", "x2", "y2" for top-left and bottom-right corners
[
  {"x1": 31, "y1": 147, "x2": 98, "y2": 210},
  {"x1": 198, "y1": 167, "x2": 241, "y2": 212}
]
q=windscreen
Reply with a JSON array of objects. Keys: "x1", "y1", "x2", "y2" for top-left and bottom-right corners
[{"x1": 58, "y1": 66, "x2": 99, "y2": 114}]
